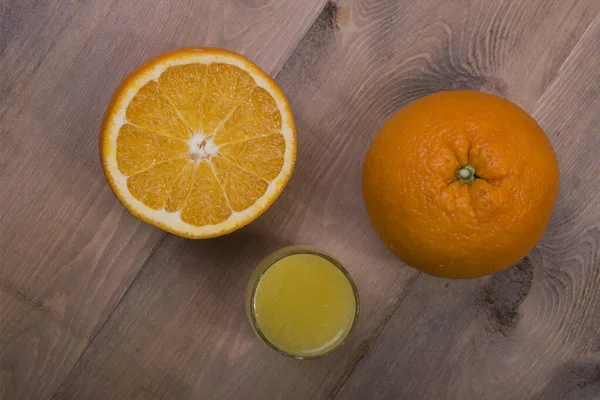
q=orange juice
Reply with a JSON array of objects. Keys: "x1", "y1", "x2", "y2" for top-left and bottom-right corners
[{"x1": 246, "y1": 247, "x2": 359, "y2": 359}]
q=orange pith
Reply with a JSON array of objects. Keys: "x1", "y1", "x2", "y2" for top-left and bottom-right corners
[
  {"x1": 100, "y1": 48, "x2": 296, "y2": 238},
  {"x1": 362, "y1": 91, "x2": 560, "y2": 279}
]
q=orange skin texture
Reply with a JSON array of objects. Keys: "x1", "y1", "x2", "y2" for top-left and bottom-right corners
[{"x1": 362, "y1": 91, "x2": 560, "y2": 279}]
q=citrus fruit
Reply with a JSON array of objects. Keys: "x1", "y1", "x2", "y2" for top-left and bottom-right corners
[
  {"x1": 362, "y1": 90, "x2": 559, "y2": 279},
  {"x1": 100, "y1": 48, "x2": 296, "y2": 238}
]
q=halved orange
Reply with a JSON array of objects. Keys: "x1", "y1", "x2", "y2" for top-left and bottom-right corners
[{"x1": 100, "y1": 48, "x2": 296, "y2": 238}]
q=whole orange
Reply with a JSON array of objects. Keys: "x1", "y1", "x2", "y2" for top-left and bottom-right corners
[{"x1": 362, "y1": 91, "x2": 559, "y2": 279}]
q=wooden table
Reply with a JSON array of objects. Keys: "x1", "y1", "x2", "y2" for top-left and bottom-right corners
[{"x1": 2, "y1": 1, "x2": 599, "y2": 399}]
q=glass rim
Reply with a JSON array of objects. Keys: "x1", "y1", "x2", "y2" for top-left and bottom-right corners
[{"x1": 248, "y1": 245, "x2": 360, "y2": 360}]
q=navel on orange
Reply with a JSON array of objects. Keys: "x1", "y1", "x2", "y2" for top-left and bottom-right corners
[
  {"x1": 101, "y1": 48, "x2": 296, "y2": 238},
  {"x1": 363, "y1": 91, "x2": 559, "y2": 279}
]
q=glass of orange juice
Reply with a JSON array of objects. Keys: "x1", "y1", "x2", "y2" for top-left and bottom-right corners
[{"x1": 246, "y1": 246, "x2": 359, "y2": 359}]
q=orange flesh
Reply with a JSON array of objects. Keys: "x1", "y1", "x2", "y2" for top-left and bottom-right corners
[{"x1": 115, "y1": 62, "x2": 286, "y2": 227}]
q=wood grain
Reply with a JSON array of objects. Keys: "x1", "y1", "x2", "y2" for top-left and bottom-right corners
[
  {"x1": 0, "y1": 1, "x2": 326, "y2": 399},
  {"x1": 53, "y1": 1, "x2": 599, "y2": 399},
  {"x1": 336, "y1": 14, "x2": 600, "y2": 400}
]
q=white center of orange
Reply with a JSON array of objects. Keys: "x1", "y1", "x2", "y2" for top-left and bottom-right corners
[{"x1": 187, "y1": 134, "x2": 218, "y2": 162}]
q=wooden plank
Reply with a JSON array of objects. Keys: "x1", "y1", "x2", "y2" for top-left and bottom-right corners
[
  {"x1": 1, "y1": 0, "x2": 81, "y2": 117},
  {"x1": 54, "y1": 1, "x2": 599, "y2": 399},
  {"x1": 336, "y1": 15, "x2": 600, "y2": 400},
  {"x1": 0, "y1": 1, "x2": 326, "y2": 399}
]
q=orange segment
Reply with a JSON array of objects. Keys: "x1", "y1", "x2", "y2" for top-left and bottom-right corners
[
  {"x1": 201, "y1": 63, "x2": 256, "y2": 134},
  {"x1": 219, "y1": 134, "x2": 285, "y2": 180},
  {"x1": 165, "y1": 161, "x2": 196, "y2": 212},
  {"x1": 127, "y1": 158, "x2": 188, "y2": 209},
  {"x1": 126, "y1": 80, "x2": 191, "y2": 139},
  {"x1": 214, "y1": 86, "x2": 282, "y2": 145},
  {"x1": 116, "y1": 124, "x2": 188, "y2": 176},
  {"x1": 158, "y1": 64, "x2": 207, "y2": 132},
  {"x1": 211, "y1": 156, "x2": 269, "y2": 212},
  {"x1": 180, "y1": 161, "x2": 232, "y2": 226}
]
